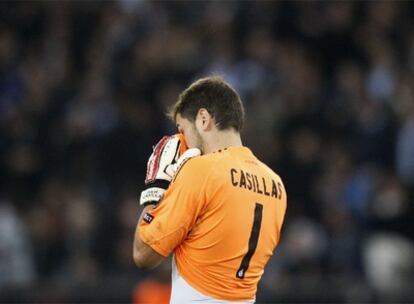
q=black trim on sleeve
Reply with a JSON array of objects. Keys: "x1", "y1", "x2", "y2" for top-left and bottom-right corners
[{"x1": 144, "y1": 179, "x2": 170, "y2": 190}]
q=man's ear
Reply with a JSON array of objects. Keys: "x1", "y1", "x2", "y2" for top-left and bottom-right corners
[{"x1": 197, "y1": 108, "x2": 213, "y2": 131}]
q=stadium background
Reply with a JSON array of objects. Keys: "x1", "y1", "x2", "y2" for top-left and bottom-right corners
[{"x1": 1, "y1": 1, "x2": 414, "y2": 303}]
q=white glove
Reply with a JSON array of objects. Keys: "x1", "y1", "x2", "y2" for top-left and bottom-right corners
[{"x1": 140, "y1": 135, "x2": 200, "y2": 206}]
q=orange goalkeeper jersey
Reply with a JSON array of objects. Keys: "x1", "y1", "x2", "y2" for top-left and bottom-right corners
[{"x1": 139, "y1": 146, "x2": 287, "y2": 301}]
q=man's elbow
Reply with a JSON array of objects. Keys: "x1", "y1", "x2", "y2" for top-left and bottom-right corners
[
  {"x1": 133, "y1": 246, "x2": 162, "y2": 269},
  {"x1": 133, "y1": 250, "x2": 149, "y2": 269}
]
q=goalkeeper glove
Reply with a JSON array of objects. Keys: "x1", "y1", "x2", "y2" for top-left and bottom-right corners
[{"x1": 139, "y1": 134, "x2": 201, "y2": 206}]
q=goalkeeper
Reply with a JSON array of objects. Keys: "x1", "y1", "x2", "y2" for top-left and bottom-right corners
[{"x1": 133, "y1": 76, "x2": 287, "y2": 303}]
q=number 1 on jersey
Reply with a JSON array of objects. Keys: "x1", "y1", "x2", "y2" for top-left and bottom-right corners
[{"x1": 236, "y1": 202, "x2": 263, "y2": 279}]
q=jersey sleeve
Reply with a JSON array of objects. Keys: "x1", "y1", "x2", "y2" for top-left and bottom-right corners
[{"x1": 138, "y1": 158, "x2": 208, "y2": 257}]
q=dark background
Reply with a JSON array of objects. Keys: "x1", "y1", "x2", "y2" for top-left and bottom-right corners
[{"x1": 0, "y1": 1, "x2": 413, "y2": 303}]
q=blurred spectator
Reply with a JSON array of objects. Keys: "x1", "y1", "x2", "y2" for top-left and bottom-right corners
[
  {"x1": 363, "y1": 233, "x2": 414, "y2": 301},
  {"x1": 0, "y1": 200, "x2": 36, "y2": 288},
  {"x1": 396, "y1": 108, "x2": 414, "y2": 186},
  {"x1": 0, "y1": 1, "x2": 414, "y2": 302}
]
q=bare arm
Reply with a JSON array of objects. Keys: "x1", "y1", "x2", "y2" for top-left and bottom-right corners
[{"x1": 133, "y1": 205, "x2": 165, "y2": 269}]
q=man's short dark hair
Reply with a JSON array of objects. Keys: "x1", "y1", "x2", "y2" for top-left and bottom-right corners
[{"x1": 169, "y1": 76, "x2": 245, "y2": 132}]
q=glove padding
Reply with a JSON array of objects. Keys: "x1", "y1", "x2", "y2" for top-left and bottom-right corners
[
  {"x1": 140, "y1": 135, "x2": 201, "y2": 206},
  {"x1": 164, "y1": 148, "x2": 201, "y2": 177}
]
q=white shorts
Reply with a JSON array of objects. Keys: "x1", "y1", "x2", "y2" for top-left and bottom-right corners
[{"x1": 170, "y1": 256, "x2": 255, "y2": 304}]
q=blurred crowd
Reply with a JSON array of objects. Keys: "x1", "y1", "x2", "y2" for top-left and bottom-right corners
[{"x1": 1, "y1": 1, "x2": 414, "y2": 302}]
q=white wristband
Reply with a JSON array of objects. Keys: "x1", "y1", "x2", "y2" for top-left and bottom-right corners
[{"x1": 140, "y1": 187, "x2": 165, "y2": 206}]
